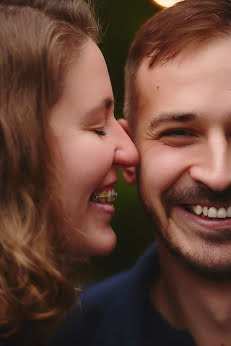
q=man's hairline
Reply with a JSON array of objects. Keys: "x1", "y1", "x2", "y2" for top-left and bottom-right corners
[{"x1": 125, "y1": 33, "x2": 231, "y2": 138}]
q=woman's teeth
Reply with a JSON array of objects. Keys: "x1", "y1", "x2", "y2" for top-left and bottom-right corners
[
  {"x1": 191, "y1": 205, "x2": 231, "y2": 219},
  {"x1": 90, "y1": 190, "x2": 118, "y2": 204}
]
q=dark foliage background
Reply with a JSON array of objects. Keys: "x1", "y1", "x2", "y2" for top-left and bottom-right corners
[{"x1": 90, "y1": 0, "x2": 159, "y2": 282}]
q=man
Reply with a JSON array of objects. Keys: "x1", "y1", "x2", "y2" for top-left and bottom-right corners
[{"x1": 51, "y1": 0, "x2": 231, "y2": 345}]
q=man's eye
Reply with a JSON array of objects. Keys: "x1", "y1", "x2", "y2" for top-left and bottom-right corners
[
  {"x1": 161, "y1": 129, "x2": 193, "y2": 137},
  {"x1": 94, "y1": 130, "x2": 106, "y2": 136},
  {"x1": 158, "y1": 128, "x2": 196, "y2": 147}
]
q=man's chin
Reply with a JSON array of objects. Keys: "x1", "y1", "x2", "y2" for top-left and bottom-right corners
[
  {"x1": 157, "y1": 229, "x2": 231, "y2": 282},
  {"x1": 141, "y1": 200, "x2": 231, "y2": 282}
]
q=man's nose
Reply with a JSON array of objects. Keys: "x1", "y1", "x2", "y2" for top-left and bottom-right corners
[
  {"x1": 189, "y1": 132, "x2": 231, "y2": 191},
  {"x1": 113, "y1": 119, "x2": 139, "y2": 167}
]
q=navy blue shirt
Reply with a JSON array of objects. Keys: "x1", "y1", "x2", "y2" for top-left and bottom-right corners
[{"x1": 50, "y1": 244, "x2": 195, "y2": 346}]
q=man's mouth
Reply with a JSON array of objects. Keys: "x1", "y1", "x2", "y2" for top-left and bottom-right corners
[
  {"x1": 90, "y1": 188, "x2": 118, "y2": 204},
  {"x1": 186, "y1": 205, "x2": 231, "y2": 219}
]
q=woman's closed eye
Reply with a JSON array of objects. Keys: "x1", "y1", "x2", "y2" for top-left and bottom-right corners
[{"x1": 94, "y1": 129, "x2": 106, "y2": 137}]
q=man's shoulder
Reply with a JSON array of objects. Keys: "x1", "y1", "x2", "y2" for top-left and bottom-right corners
[
  {"x1": 83, "y1": 243, "x2": 158, "y2": 311},
  {"x1": 83, "y1": 268, "x2": 132, "y2": 306},
  {"x1": 50, "y1": 243, "x2": 158, "y2": 346}
]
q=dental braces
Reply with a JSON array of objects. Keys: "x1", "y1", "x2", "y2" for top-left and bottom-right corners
[{"x1": 91, "y1": 192, "x2": 118, "y2": 202}]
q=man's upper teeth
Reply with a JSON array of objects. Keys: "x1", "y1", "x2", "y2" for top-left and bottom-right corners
[{"x1": 192, "y1": 205, "x2": 231, "y2": 218}]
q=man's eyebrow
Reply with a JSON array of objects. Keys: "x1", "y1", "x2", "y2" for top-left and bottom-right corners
[{"x1": 148, "y1": 112, "x2": 198, "y2": 130}]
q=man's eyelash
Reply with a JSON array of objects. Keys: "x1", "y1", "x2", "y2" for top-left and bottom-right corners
[{"x1": 160, "y1": 129, "x2": 194, "y2": 136}]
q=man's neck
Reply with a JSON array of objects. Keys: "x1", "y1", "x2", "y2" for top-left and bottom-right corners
[{"x1": 151, "y1": 242, "x2": 231, "y2": 346}]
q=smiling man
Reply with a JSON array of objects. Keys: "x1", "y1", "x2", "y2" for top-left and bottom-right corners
[
  {"x1": 133, "y1": 36, "x2": 231, "y2": 280},
  {"x1": 50, "y1": 0, "x2": 231, "y2": 345}
]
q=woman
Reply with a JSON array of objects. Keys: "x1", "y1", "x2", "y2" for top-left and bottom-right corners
[{"x1": 0, "y1": 1, "x2": 138, "y2": 345}]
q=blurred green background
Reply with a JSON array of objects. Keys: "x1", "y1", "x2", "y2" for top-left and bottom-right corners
[{"x1": 90, "y1": 0, "x2": 160, "y2": 282}]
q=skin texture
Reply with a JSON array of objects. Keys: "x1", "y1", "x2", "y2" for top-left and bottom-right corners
[
  {"x1": 49, "y1": 39, "x2": 138, "y2": 256},
  {"x1": 134, "y1": 36, "x2": 231, "y2": 276}
]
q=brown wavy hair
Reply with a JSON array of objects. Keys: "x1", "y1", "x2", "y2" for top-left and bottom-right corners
[{"x1": 0, "y1": 1, "x2": 100, "y2": 345}]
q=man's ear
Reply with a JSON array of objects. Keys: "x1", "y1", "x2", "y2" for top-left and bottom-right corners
[{"x1": 118, "y1": 118, "x2": 137, "y2": 186}]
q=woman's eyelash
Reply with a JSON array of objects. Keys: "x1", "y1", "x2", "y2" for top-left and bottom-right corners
[{"x1": 94, "y1": 130, "x2": 106, "y2": 136}]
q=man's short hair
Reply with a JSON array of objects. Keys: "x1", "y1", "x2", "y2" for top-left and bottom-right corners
[{"x1": 124, "y1": 0, "x2": 231, "y2": 133}]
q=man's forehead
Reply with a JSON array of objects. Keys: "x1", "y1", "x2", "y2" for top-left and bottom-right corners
[
  {"x1": 136, "y1": 35, "x2": 231, "y2": 82},
  {"x1": 136, "y1": 40, "x2": 231, "y2": 103}
]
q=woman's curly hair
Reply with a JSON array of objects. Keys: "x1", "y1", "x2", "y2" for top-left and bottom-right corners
[{"x1": 0, "y1": 1, "x2": 100, "y2": 344}]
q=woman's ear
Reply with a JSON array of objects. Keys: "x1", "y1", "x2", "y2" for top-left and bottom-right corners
[{"x1": 118, "y1": 118, "x2": 137, "y2": 185}]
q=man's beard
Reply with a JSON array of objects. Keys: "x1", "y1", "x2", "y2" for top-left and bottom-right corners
[{"x1": 138, "y1": 179, "x2": 231, "y2": 281}]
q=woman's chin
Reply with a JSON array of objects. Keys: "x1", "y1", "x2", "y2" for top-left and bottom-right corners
[
  {"x1": 64, "y1": 224, "x2": 117, "y2": 257},
  {"x1": 89, "y1": 227, "x2": 117, "y2": 256}
]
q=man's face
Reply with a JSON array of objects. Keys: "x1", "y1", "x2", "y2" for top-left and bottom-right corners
[{"x1": 135, "y1": 36, "x2": 231, "y2": 278}]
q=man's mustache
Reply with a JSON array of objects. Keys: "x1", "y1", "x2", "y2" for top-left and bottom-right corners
[{"x1": 162, "y1": 183, "x2": 231, "y2": 206}]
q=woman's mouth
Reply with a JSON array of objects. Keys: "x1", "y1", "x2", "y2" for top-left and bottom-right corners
[{"x1": 90, "y1": 188, "x2": 118, "y2": 204}]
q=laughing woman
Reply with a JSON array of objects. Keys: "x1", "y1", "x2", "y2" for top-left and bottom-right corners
[{"x1": 0, "y1": 1, "x2": 138, "y2": 345}]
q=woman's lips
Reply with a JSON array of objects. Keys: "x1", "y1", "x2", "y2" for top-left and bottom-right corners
[
  {"x1": 89, "y1": 200, "x2": 115, "y2": 216},
  {"x1": 90, "y1": 185, "x2": 118, "y2": 204}
]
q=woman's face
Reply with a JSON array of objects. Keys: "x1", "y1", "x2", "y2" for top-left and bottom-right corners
[{"x1": 49, "y1": 39, "x2": 138, "y2": 256}]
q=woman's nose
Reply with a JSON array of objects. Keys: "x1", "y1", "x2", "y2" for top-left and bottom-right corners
[{"x1": 113, "y1": 118, "x2": 139, "y2": 167}]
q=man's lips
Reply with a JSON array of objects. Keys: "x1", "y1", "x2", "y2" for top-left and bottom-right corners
[
  {"x1": 162, "y1": 183, "x2": 231, "y2": 214},
  {"x1": 184, "y1": 204, "x2": 231, "y2": 219},
  {"x1": 173, "y1": 205, "x2": 231, "y2": 231}
]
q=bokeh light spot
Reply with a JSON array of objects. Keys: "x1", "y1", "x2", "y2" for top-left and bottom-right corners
[{"x1": 151, "y1": 0, "x2": 182, "y2": 8}]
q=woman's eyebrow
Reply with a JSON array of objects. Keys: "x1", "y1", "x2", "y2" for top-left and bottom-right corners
[{"x1": 85, "y1": 97, "x2": 114, "y2": 118}]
